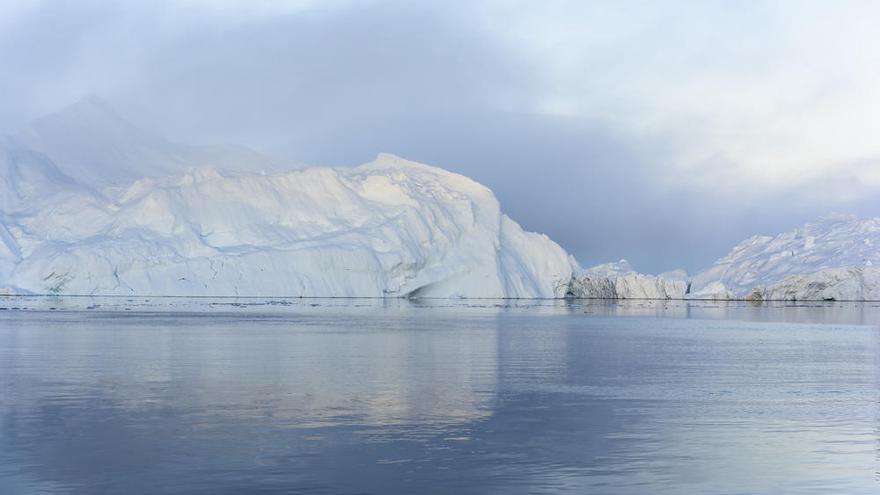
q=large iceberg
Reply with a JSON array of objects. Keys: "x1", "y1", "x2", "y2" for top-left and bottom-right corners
[
  {"x1": 0, "y1": 154, "x2": 573, "y2": 298},
  {"x1": 689, "y1": 215, "x2": 880, "y2": 301},
  {"x1": 0, "y1": 100, "x2": 572, "y2": 297}
]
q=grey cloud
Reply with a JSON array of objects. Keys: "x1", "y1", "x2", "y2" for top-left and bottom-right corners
[{"x1": 1, "y1": 1, "x2": 876, "y2": 273}]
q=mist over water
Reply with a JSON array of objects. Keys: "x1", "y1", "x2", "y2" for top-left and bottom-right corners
[{"x1": 1, "y1": 300, "x2": 878, "y2": 494}]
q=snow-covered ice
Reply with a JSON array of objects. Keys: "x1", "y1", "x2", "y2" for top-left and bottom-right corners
[
  {"x1": 0, "y1": 100, "x2": 572, "y2": 297},
  {"x1": 575, "y1": 216, "x2": 880, "y2": 302},
  {"x1": 688, "y1": 214, "x2": 880, "y2": 301},
  {"x1": 567, "y1": 259, "x2": 689, "y2": 299},
  {"x1": 0, "y1": 154, "x2": 572, "y2": 297}
]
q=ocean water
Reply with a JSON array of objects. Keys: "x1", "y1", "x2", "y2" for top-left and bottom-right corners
[{"x1": 0, "y1": 297, "x2": 878, "y2": 494}]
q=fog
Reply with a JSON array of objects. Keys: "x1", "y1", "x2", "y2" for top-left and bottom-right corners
[{"x1": 2, "y1": 0, "x2": 879, "y2": 272}]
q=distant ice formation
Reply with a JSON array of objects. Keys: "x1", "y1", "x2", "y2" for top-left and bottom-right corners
[
  {"x1": 567, "y1": 260, "x2": 689, "y2": 299},
  {"x1": 688, "y1": 215, "x2": 880, "y2": 301},
  {"x1": 574, "y1": 215, "x2": 880, "y2": 302}
]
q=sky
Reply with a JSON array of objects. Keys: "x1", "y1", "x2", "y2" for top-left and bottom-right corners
[{"x1": 2, "y1": 0, "x2": 879, "y2": 273}]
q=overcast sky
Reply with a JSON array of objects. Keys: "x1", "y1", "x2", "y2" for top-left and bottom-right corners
[{"x1": 2, "y1": 0, "x2": 879, "y2": 272}]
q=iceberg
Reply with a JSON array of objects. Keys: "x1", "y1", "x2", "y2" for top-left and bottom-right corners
[
  {"x1": 575, "y1": 216, "x2": 880, "y2": 302},
  {"x1": 689, "y1": 215, "x2": 880, "y2": 301},
  {"x1": 567, "y1": 259, "x2": 689, "y2": 299},
  {"x1": 0, "y1": 153, "x2": 574, "y2": 297},
  {"x1": 0, "y1": 99, "x2": 573, "y2": 297},
  {"x1": 577, "y1": 216, "x2": 880, "y2": 302}
]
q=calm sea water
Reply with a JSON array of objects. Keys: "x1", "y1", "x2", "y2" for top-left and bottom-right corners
[{"x1": 0, "y1": 297, "x2": 878, "y2": 494}]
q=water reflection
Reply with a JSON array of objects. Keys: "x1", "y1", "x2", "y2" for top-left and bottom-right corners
[{"x1": 0, "y1": 303, "x2": 878, "y2": 493}]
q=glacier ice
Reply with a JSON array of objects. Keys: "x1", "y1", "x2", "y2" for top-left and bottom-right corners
[
  {"x1": 0, "y1": 142, "x2": 572, "y2": 297},
  {"x1": 688, "y1": 215, "x2": 880, "y2": 301},
  {"x1": 574, "y1": 216, "x2": 880, "y2": 302},
  {"x1": 0, "y1": 98, "x2": 572, "y2": 298},
  {"x1": 567, "y1": 259, "x2": 689, "y2": 299}
]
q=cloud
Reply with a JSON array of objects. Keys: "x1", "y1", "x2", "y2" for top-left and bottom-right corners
[
  {"x1": 485, "y1": 0, "x2": 880, "y2": 191},
  {"x1": 1, "y1": 0, "x2": 879, "y2": 272}
]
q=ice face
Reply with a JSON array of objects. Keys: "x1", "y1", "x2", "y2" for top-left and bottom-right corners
[
  {"x1": 0, "y1": 140, "x2": 573, "y2": 298},
  {"x1": 0, "y1": 99, "x2": 574, "y2": 298}
]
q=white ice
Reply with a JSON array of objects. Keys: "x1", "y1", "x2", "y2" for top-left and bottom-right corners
[{"x1": 2, "y1": 98, "x2": 878, "y2": 301}]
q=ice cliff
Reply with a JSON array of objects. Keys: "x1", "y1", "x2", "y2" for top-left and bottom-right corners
[{"x1": 0, "y1": 155, "x2": 573, "y2": 298}]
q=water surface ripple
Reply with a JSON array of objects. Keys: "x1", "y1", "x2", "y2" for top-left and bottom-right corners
[{"x1": 0, "y1": 298, "x2": 878, "y2": 494}]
